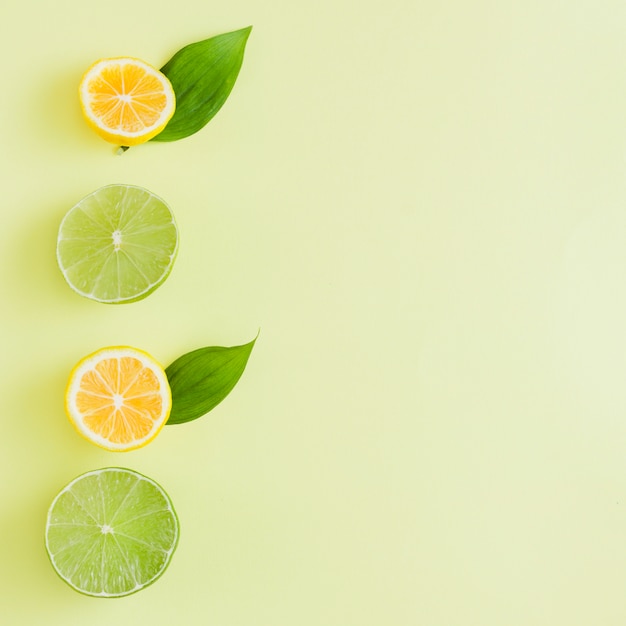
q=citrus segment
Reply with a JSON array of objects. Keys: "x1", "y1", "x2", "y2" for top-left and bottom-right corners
[
  {"x1": 79, "y1": 57, "x2": 175, "y2": 145},
  {"x1": 45, "y1": 468, "x2": 179, "y2": 597},
  {"x1": 65, "y1": 346, "x2": 171, "y2": 451},
  {"x1": 56, "y1": 184, "x2": 178, "y2": 304}
]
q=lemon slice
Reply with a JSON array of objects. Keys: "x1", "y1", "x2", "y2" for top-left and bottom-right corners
[
  {"x1": 65, "y1": 346, "x2": 171, "y2": 451},
  {"x1": 45, "y1": 468, "x2": 179, "y2": 597},
  {"x1": 79, "y1": 57, "x2": 175, "y2": 146},
  {"x1": 56, "y1": 184, "x2": 178, "y2": 304}
]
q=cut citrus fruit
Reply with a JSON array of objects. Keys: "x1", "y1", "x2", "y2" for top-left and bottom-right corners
[
  {"x1": 56, "y1": 184, "x2": 179, "y2": 304},
  {"x1": 45, "y1": 467, "x2": 179, "y2": 597},
  {"x1": 79, "y1": 57, "x2": 175, "y2": 146},
  {"x1": 65, "y1": 346, "x2": 172, "y2": 451}
]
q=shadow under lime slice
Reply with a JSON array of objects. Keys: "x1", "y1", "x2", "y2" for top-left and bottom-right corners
[
  {"x1": 57, "y1": 184, "x2": 178, "y2": 303},
  {"x1": 45, "y1": 468, "x2": 179, "y2": 597}
]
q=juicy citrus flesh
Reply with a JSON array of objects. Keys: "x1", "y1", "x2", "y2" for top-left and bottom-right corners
[
  {"x1": 45, "y1": 468, "x2": 179, "y2": 597},
  {"x1": 79, "y1": 57, "x2": 175, "y2": 145},
  {"x1": 57, "y1": 184, "x2": 178, "y2": 304},
  {"x1": 65, "y1": 346, "x2": 172, "y2": 451}
]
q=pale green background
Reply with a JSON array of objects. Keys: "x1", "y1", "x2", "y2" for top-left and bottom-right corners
[{"x1": 1, "y1": 0, "x2": 626, "y2": 624}]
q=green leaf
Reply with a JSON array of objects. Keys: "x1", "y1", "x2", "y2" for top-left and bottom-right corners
[
  {"x1": 165, "y1": 335, "x2": 257, "y2": 425},
  {"x1": 152, "y1": 26, "x2": 252, "y2": 142}
]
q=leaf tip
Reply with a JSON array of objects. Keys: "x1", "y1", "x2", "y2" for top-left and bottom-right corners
[{"x1": 240, "y1": 25, "x2": 253, "y2": 41}]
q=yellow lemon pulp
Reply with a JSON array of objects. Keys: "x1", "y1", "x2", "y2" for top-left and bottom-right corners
[
  {"x1": 65, "y1": 346, "x2": 171, "y2": 451},
  {"x1": 79, "y1": 57, "x2": 175, "y2": 146}
]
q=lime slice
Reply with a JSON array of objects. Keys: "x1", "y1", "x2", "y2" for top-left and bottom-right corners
[
  {"x1": 56, "y1": 184, "x2": 179, "y2": 303},
  {"x1": 45, "y1": 467, "x2": 179, "y2": 597}
]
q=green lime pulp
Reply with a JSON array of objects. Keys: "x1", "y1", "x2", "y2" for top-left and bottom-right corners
[
  {"x1": 45, "y1": 467, "x2": 179, "y2": 597},
  {"x1": 56, "y1": 184, "x2": 179, "y2": 304}
]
